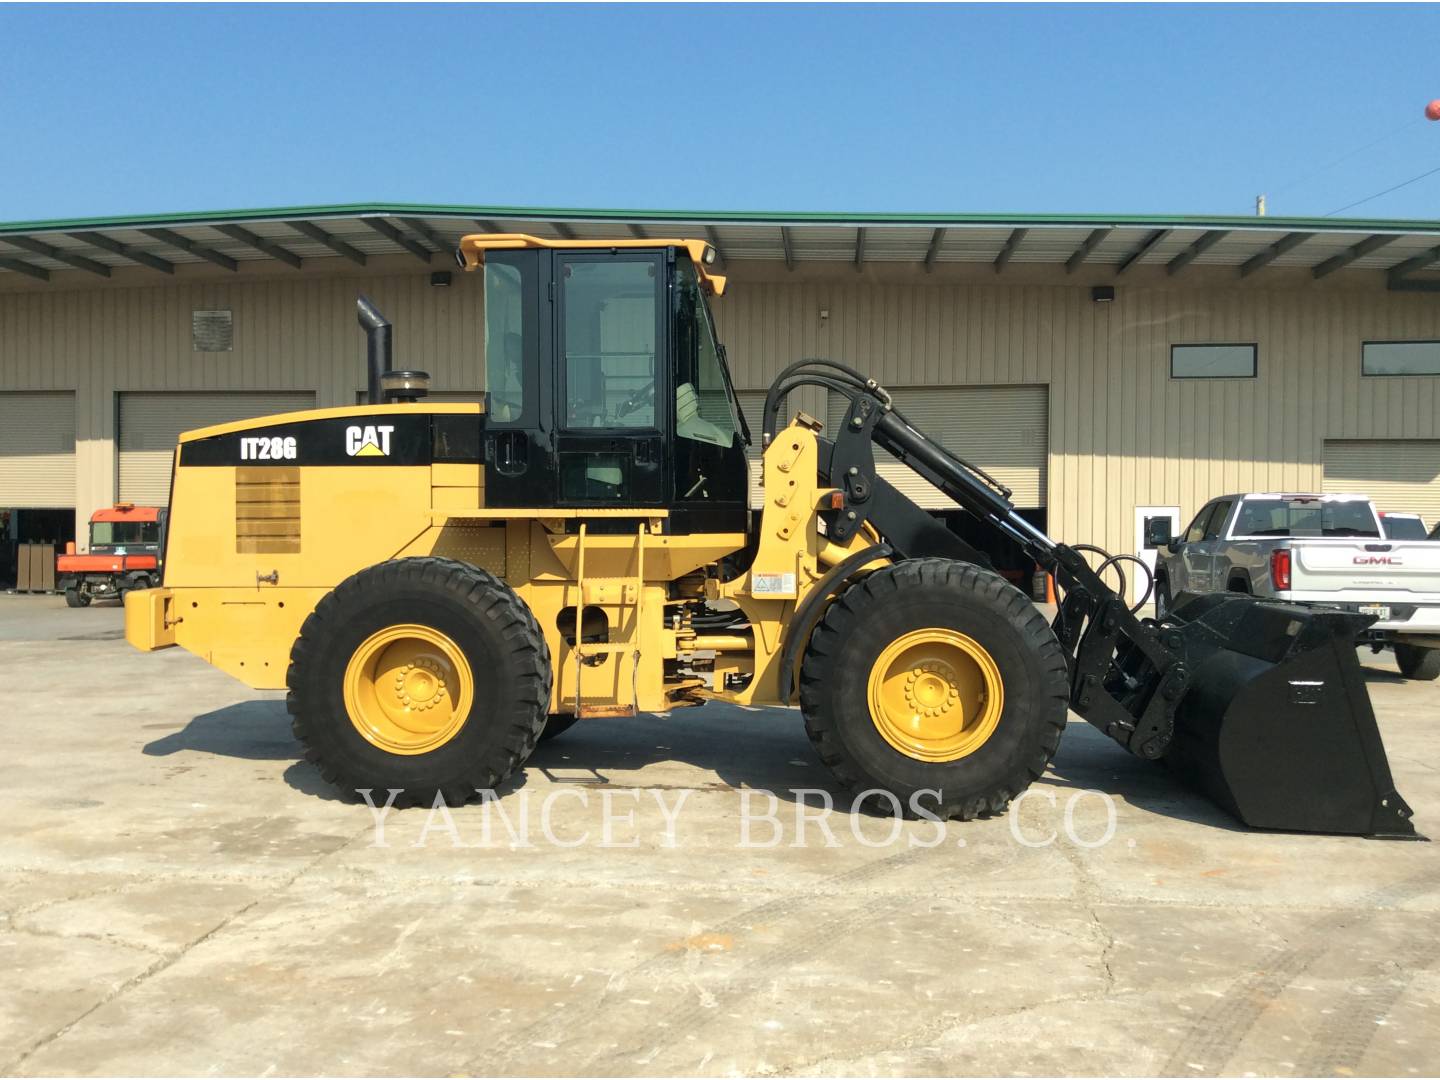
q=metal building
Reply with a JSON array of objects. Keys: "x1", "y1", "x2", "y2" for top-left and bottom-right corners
[{"x1": 3, "y1": 203, "x2": 1440, "y2": 590}]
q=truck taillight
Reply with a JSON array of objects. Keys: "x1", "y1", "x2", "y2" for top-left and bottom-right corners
[{"x1": 1271, "y1": 548, "x2": 1292, "y2": 591}]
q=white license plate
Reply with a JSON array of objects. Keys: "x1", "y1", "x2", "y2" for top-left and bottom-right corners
[{"x1": 1359, "y1": 604, "x2": 1391, "y2": 620}]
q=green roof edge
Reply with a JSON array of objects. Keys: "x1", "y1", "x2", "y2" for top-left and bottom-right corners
[{"x1": 4, "y1": 201, "x2": 1440, "y2": 236}]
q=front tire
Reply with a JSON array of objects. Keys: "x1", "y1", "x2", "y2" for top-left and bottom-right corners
[
  {"x1": 799, "y1": 559, "x2": 1069, "y2": 820},
  {"x1": 1153, "y1": 575, "x2": 1172, "y2": 621},
  {"x1": 287, "y1": 557, "x2": 551, "y2": 807},
  {"x1": 1395, "y1": 643, "x2": 1440, "y2": 681}
]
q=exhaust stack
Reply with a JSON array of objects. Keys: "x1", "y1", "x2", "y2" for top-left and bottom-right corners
[{"x1": 356, "y1": 294, "x2": 392, "y2": 405}]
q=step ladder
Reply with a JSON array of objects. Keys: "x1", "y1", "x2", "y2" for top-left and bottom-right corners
[{"x1": 571, "y1": 522, "x2": 645, "y2": 719}]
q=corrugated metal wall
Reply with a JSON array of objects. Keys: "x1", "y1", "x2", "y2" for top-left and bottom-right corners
[{"x1": 3, "y1": 265, "x2": 1440, "y2": 558}]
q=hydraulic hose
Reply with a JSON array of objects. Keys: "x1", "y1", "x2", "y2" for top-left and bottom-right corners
[
  {"x1": 762, "y1": 359, "x2": 884, "y2": 447},
  {"x1": 762, "y1": 374, "x2": 865, "y2": 445},
  {"x1": 763, "y1": 361, "x2": 1012, "y2": 502},
  {"x1": 1057, "y1": 545, "x2": 1155, "y2": 615}
]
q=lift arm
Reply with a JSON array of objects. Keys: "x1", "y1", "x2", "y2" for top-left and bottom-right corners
[{"x1": 760, "y1": 362, "x2": 1417, "y2": 837}]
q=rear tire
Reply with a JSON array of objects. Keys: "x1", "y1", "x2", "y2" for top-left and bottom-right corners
[
  {"x1": 540, "y1": 713, "x2": 581, "y2": 742},
  {"x1": 287, "y1": 557, "x2": 551, "y2": 807},
  {"x1": 64, "y1": 588, "x2": 89, "y2": 608},
  {"x1": 1395, "y1": 643, "x2": 1440, "y2": 681},
  {"x1": 799, "y1": 559, "x2": 1068, "y2": 820}
]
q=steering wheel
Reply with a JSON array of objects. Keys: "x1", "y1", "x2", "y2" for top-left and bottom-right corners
[{"x1": 615, "y1": 381, "x2": 656, "y2": 421}]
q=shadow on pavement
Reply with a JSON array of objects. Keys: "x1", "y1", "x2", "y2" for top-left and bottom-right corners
[
  {"x1": 1044, "y1": 722, "x2": 1249, "y2": 834},
  {"x1": 147, "y1": 698, "x2": 851, "y2": 810},
  {"x1": 144, "y1": 700, "x2": 298, "y2": 761},
  {"x1": 145, "y1": 697, "x2": 1273, "y2": 834}
]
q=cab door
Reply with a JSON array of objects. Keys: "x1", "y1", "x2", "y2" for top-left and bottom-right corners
[
  {"x1": 1172, "y1": 501, "x2": 1216, "y2": 593},
  {"x1": 1179, "y1": 499, "x2": 1232, "y2": 593},
  {"x1": 481, "y1": 248, "x2": 556, "y2": 509},
  {"x1": 553, "y1": 251, "x2": 667, "y2": 507}
]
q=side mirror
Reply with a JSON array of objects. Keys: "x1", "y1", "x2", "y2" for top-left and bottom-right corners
[{"x1": 1143, "y1": 517, "x2": 1173, "y2": 550}]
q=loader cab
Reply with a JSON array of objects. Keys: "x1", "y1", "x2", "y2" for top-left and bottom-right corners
[{"x1": 471, "y1": 236, "x2": 749, "y2": 532}]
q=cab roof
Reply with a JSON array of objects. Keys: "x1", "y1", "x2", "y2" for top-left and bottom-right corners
[
  {"x1": 92, "y1": 504, "x2": 161, "y2": 523},
  {"x1": 456, "y1": 233, "x2": 727, "y2": 296}
]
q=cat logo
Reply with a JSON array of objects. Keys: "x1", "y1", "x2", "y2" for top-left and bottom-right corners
[{"x1": 345, "y1": 424, "x2": 394, "y2": 457}]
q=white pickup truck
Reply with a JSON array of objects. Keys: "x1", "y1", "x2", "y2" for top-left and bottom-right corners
[{"x1": 1147, "y1": 492, "x2": 1440, "y2": 680}]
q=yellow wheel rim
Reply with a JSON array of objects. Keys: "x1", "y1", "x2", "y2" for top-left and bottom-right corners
[
  {"x1": 342, "y1": 624, "x2": 474, "y2": 755},
  {"x1": 866, "y1": 629, "x2": 1005, "y2": 762}
]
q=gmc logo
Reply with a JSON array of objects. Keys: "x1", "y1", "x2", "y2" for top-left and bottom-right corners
[{"x1": 1354, "y1": 555, "x2": 1403, "y2": 566}]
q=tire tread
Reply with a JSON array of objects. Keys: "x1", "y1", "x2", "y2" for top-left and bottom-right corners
[
  {"x1": 799, "y1": 558, "x2": 1068, "y2": 821},
  {"x1": 286, "y1": 557, "x2": 551, "y2": 807}
]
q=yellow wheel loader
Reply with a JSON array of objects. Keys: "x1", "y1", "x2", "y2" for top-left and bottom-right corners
[{"x1": 125, "y1": 234, "x2": 1420, "y2": 837}]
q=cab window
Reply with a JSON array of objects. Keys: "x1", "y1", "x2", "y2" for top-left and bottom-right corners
[
  {"x1": 561, "y1": 258, "x2": 659, "y2": 429},
  {"x1": 1203, "y1": 500, "x2": 1232, "y2": 540},
  {"x1": 673, "y1": 256, "x2": 739, "y2": 448},
  {"x1": 483, "y1": 260, "x2": 527, "y2": 423},
  {"x1": 1183, "y1": 503, "x2": 1214, "y2": 543},
  {"x1": 1382, "y1": 514, "x2": 1429, "y2": 540},
  {"x1": 92, "y1": 521, "x2": 159, "y2": 545},
  {"x1": 1232, "y1": 497, "x2": 1380, "y2": 538}
]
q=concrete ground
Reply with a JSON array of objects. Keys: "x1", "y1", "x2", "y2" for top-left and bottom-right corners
[{"x1": 1, "y1": 593, "x2": 1438, "y2": 1078}]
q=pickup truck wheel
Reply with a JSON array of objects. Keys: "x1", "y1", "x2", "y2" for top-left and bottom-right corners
[
  {"x1": 1395, "y1": 643, "x2": 1440, "y2": 681},
  {"x1": 799, "y1": 559, "x2": 1068, "y2": 821},
  {"x1": 1154, "y1": 576, "x2": 1172, "y2": 621},
  {"x1": 287, "y1": 557, "x2": 552, "y2": 807},
  {"x1": 64, "y1": 588, "x2": 89, "y2": 608}
]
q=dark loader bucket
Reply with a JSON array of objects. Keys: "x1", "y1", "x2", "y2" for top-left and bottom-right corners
[{"x1": 1164, "y1": 593, "x2": 1421, "y2": 839}]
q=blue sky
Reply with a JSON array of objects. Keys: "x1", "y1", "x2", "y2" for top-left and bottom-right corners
[{"x1": 4, "y1": 2, "x2": 1440, "y2": 222}]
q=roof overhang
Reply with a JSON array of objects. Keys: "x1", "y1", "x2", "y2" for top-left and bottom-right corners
[{"x1": 4, "y1": 203, "x2": 1440, "y2": 289}]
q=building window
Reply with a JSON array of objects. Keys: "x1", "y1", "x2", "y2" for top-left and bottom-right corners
[
  {"x1": 1362, "y1": 341, "x2": 1440, "y2": 376},
  {"x1": 1171, "y1": 344, "x2": 1256, "y2": 379}
]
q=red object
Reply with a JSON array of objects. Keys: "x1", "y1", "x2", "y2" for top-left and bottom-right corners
[
  {"x1": 1426, "y1": 100, "x2": 1440, "y2": 121},
  {"x1": 55, "y1": 504, "x2": 163, "y2": 575},
  {"x1": 1270, "y1": 548, "x2": 1292, "y2": 591},
  {"x1": 56, "y1": 553, "x2": 159, "y2": 573},
  {"x1": 92, "y1": 504, "x2": 160, "y2": 523}
]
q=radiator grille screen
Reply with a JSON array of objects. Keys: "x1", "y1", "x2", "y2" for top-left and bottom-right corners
[{"x1": 235, "y1": 466, "x2": 301, "y2": 554}]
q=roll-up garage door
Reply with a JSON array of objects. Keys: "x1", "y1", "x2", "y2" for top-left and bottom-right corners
[
  {"x1": 119, "y1": 392, "x2": 315, "y2": 505},
  {"x1": 736, "y1": 390, "x2": 788, "y2": 509},
  {"x1": 0, "y1": 391, "x2": 75, "y2": 507},
  {"x1": 1323, "y1": 439, "x2": 1440, "y2": 531},
  {"x1": 826, "y1": 385, "x2": 1047, "y2": 509}
]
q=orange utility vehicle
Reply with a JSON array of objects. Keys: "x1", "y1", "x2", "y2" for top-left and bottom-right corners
[{"x1": 58, "y1": 504, "x2": 166, "y2": 607}]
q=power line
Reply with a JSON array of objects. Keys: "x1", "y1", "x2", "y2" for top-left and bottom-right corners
[
  {"x1": 1269, "y1": 117, "x2": 1422, "y2": 199},
  {"x1": 1325, "y1": 161, "x2": 1440, "y2": 216}
]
